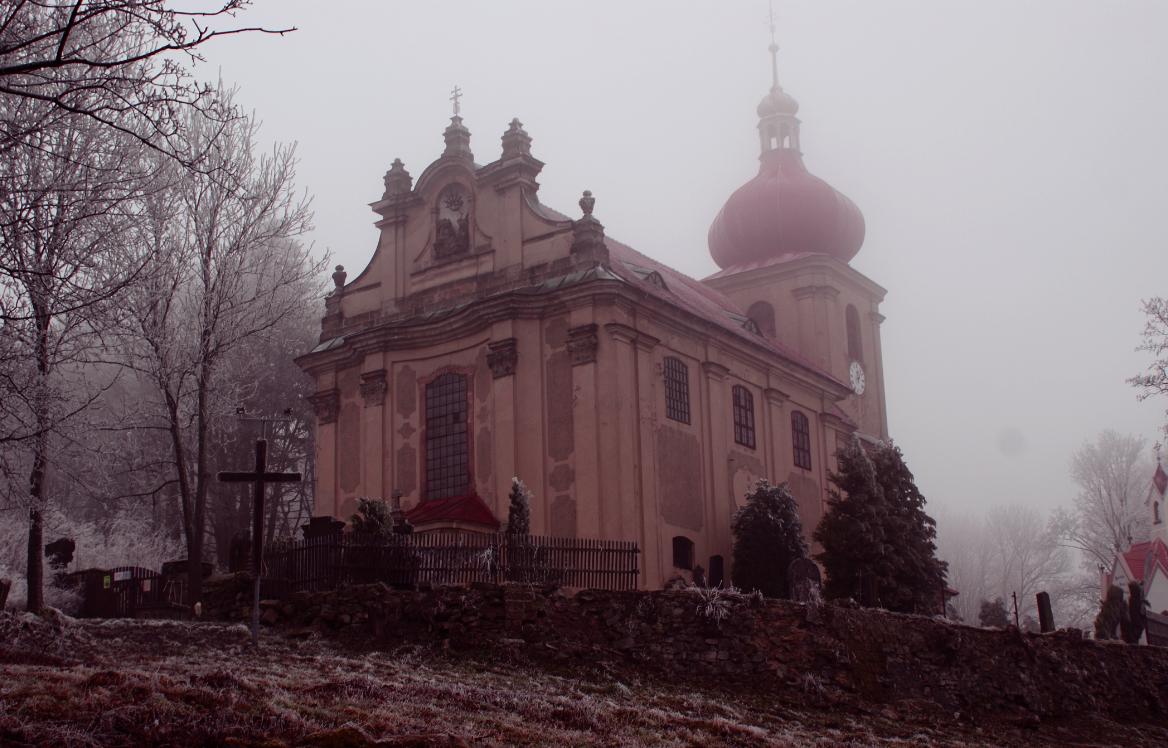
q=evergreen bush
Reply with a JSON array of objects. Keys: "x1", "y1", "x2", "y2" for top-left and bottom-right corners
[{"x1": 730, "y1": 480, "x2": 807, "y2": 598}]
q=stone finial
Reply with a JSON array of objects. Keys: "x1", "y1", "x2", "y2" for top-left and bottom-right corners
[
  {"x1": 500, "y1": 118, "x2": 532, "y2": 159},
  {"x1": 443, "y1": 115, "x2": 473, "y2": 160},
  {"x1": 332, "y1": 265, "x2": 347, "y2": 292},
  {"x1": 579, "y1": 189, "x2": 596, "y2": 216},
  {"x1": 571, "y1": 190, "x2": 606, "y2": 261},
  {"x1": 382, "y1": 158, "x2": 413, "y2": 199}
]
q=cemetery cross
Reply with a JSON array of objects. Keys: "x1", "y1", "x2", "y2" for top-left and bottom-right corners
[{"x1": 218, "y1": 439, "x2": 301, "y2": 645}]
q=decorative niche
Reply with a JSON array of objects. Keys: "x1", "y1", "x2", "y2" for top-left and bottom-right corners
[{"x1": 433, "y1": 183, "x2": 471, "y2": 259}]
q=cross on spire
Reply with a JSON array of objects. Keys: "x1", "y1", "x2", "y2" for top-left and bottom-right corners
[
  {"x1": 450, "y1": 85, "x2": 463, "y2": 116},
  {"x1": 768, "y1": 1, "x2": 780, "y2": 89}
]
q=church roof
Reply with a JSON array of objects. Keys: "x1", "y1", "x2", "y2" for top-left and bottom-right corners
[
  {"x1": 1116, "y1": 538, "x2": 1168, "y2": 585},
  {"x1": 534, "y1": 205, "x2": 849, "y2": 390}
]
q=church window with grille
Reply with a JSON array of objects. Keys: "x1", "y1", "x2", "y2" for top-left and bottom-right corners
[
  {"x1": 664, "y1": 356, "x2": 691, "y2": 424},
  {"x1": 846, "y1": 304, "x2": 863, "y2": 361},
  {"x1": 425, "y1": 372, "x2": 470, "y2": 499},
  {"x1": 732, "y1": 385, "x2": 756, "y2": 449},
  {"x1": 791, "y1": 411, "x2": 812, "y2": 470}
]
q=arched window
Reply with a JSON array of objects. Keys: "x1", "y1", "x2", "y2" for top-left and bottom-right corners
[
  {"x1": 747, "y1": 301, "x2": 776, "y2": 339},
  {"x1": 791, "y1": 411, "x2": 812, "y2": 470},
  {"x1": 732, "y1": 385, "x2": 756, "y2": 449},
  {"x1": 846, "y1": 304, "x2": 863, "y2": 361},
  {"x1": 672, "y1": 536, "x2": 694, "y2": 570},
  {"x1": 425, "y1": 372, "x2": 469, "y2": 499},
  {"x1": 663, "y1": 356, "x2": 691, "y2": 424}
]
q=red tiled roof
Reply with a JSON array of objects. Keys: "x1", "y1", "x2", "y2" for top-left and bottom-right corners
[
  {"x1": 405, "y1": 494, "x2": 500, "y2": 529},
  {"x1": 1121, "y1": 538, "x2": 1168, "y2": 583}
]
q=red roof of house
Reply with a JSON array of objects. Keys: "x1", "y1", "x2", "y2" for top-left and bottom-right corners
[
  {"x1": 1120, "y1": 538, "x2": 1168, "y2": 583},
  {"x1": 405, "y1": 494, "x2": 500, "y2": 529}
]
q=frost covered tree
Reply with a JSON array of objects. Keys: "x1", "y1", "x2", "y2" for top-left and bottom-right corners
[
  {"x1": 1055, "y1": 431, "x2": 1150, "y2": 569},
  {"x1": 0, "y1": 1, "x2": 293, "y2": 163},
  {"x1": 507, "y1": 477, "x2": 532, "y2": 536},
  {"x1": 816, "y1": 438, "x2": 946, "y2": 612},
  {"x1": 0, "y1": 94, "x2": 154, "y2": 612},
  {"x1": 730, "y1": 480, "x2": 807, "y2": 598},
  {"x1": 815, "y1": 437, "x2": 890, "y2": 606},
  {"x1": 119, "y1": 85, "x2": 322, "y2": 606}
]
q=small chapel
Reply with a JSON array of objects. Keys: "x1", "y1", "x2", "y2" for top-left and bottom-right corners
[{"x1": 296, "y1": 38, "x2": 890, "y2": 588}]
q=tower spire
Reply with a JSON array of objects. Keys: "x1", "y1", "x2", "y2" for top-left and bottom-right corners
[{"x1": 768, "y1": 1, "x2": 779, "y2": 90}]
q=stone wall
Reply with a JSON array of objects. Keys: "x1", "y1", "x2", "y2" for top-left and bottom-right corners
[{"x1": 204, "y1": 578, "x2": 1168, "y2": 726}]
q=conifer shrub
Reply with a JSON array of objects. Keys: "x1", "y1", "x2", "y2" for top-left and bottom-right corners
[
  {"x1": 978, "y1": 598, "x2": 1009, "y2": 627},
  {"x1": 814, "y1": 437, "x2": 948, "y2": 612},
  {"x1": 730, "y1": 480, "x2": 807, "y2": 598}
]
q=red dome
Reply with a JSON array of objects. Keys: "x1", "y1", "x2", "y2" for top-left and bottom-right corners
[{"x1": 707, "y1": 149, "x2": 865, "y2": 269}]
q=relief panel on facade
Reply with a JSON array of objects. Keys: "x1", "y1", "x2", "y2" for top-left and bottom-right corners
[
  {"x1": 543, "y1": 315, "x2": 570, "y2": 349},
  {"x1": 396, "y1": 365, "x2": 417, "y2": 418},
  {"x1": 548, "y1": 463, "x2": 575, "y2": 493},
  {"x1": 657, "y1": 426, "x2": 703, "y2": 531},
  {"x1": 396, "y1": 443, "x2": 417, "y2": 496},
  {"x1": 551, "y1": 494, "x2": 577, "y2": 538},
  {"x1": 545, "y1": 350, "x2": 574, "y2": 461},
  {"x1": 476, "y1": 425, "x2": 494, "y2": 486},
  {"x1": 729, "y1": 451, "x2": 766, "y2": 507},
  {"x1": 786, "y1": 472, "x2": 822, "y2": 535}
]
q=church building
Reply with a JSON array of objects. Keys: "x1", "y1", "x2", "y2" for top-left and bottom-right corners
[{"x1": 297, "y1": 40, "x2": 890, "y2": 588}]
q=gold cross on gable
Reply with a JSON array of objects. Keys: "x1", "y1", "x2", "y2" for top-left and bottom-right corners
[{"x1": 450, "y1": 85, "x2": 462, "y2": 116}]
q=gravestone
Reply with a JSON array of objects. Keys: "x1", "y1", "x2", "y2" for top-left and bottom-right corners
[
  {"x1": 1036, "y1": 591, "x2": 1055, "y2": 633},
  {"x1": 787, "y1": 557, "x2": 822, "y2": 603},
  {"x1": 0, "y1": 578, "x2": 10, "y2": 610}
]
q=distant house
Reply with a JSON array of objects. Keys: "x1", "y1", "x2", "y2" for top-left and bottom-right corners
[{"x1": 1104, "y1": 461, "x2": 1168, "y2": 643}]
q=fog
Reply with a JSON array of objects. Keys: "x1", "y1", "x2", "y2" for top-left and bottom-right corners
[{"x1": 198, "y1": 1, "x2": 1168, "y2": 516}]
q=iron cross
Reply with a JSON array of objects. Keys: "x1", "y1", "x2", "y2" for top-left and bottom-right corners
[
  {"x1": 218, "y1": 439, "x2": 300, "y2": 644},
  {"x1": 219, "y1": 439, "x2": 301, "y2": 575},
  {"x1": 450, "y1": 85, "x2": 462, "y2": 116}
]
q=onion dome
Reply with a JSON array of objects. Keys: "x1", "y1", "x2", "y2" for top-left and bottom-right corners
[{"x1": 707, "y1": 34, "x2": 865, "y2": 269}]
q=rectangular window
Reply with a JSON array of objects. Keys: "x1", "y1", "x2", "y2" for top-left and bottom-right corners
[
  {"x1": 792, "y1": 410, "x2": 812, "y2": 470},
  {"x1": 732, "y1": 385, "x2": 756, "y2": 449},
  {"x1": 425, "y1": 372, "x2": 469, "y2": 499},
  {"x1": 663, "y1": 356, "x2": 691, "y2": 424}
]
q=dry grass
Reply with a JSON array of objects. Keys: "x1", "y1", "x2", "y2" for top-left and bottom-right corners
[{"x1": 0, "y1": 612, "x2": 1155, "y2": 747}]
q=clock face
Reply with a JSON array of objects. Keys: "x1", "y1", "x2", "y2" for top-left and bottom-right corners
[{"x1": 849, "y1": 361, "x2": 866, "y2": 395}]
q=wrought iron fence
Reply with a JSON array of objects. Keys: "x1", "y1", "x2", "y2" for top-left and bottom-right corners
[{"x1": 261, "y1": 531, "x2": 640, "y2": 596}]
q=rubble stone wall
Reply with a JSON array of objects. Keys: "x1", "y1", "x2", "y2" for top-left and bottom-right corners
[{"x1": 203, "y1": 576, "x2": 1168, "y2": 725}]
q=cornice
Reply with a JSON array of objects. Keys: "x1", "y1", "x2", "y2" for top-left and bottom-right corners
[{"x1": 705, "y1": 253, "x2": 887, "y2": 301}]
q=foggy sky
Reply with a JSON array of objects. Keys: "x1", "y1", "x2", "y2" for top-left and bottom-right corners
[{"x1": 198, "y1": 1, "x2": 1168, "y2": 517}]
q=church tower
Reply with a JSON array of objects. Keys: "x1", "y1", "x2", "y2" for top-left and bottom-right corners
[{"x1": 703, "y1": 22, "x2": 889, "y2": 445}]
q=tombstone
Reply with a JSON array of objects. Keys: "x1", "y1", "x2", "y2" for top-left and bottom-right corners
[
  {"x1": 1126, "y1": 581, "x2": 1147, "y2": 644},
  {"x1": 692, "y1": 564, "x2": 707, "y2": 588},
  {"x1": 301, "y1": 516, "x2": 346, "y2": 541},
  {"x1": 44, "y1": 537, "x2": 75, "y2": 571},
  {"x1": 787, "y1": 557, "x2": 822, "y2": 603},
  {"x1": 1036, "y1": 591, "x2": 1055, "y2": 633},
  {"x1": 709, "y1": 555, "x2": 725, "y2": 588},
  {"x1": 0, "y1": 577, "x2": 10, "y2": 610}
]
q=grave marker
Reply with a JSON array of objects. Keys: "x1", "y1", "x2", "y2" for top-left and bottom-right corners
[
  {"x1": 787, "y1": 557, "x2": 822, "y2": 603},
  {"x1": 218, "y1": 439, "x2": 300, "y2": 644}
]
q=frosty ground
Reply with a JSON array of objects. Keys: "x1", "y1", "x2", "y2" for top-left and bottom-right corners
[{"x1": 1, "y1": 611, "x2": 1161, "y2": 747}]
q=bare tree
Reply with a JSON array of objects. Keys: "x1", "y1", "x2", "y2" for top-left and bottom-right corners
[
  {"x1": 0, "y1": 1, "x2": 293, "y2": 162},
  {"x1": 937, "y1": 505, "x2": 1073, "y2": 625},
  {"x1": 1057, "y1": 431, "x2": 1150, "y2": 569},
  {"x1": 0, "y1": 93, "x2": 153, "y2": 612},
  {"x1": 121, "y1": 85, "x2": 322, "y2": 606}
]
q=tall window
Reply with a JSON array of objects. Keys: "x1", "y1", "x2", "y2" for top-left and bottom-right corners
[
  {"x1": 425, "y1": 372, "x2": 469, "y2": 499},
  {"x1": 663, "y1": 356, "x2": 691, "y2": 424},
  {"x1": 846, "y1": 304, "x2": 863, "y2": 361},
  {"x1": 732, "y1": 385, "x2": 756, "y2": 449},
  {"x1": 672, "y1": 536, "x2": 694, "y2": 570},
  {"x1": 791, "y1": 411, "x2": 812, "y2": 470}
]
